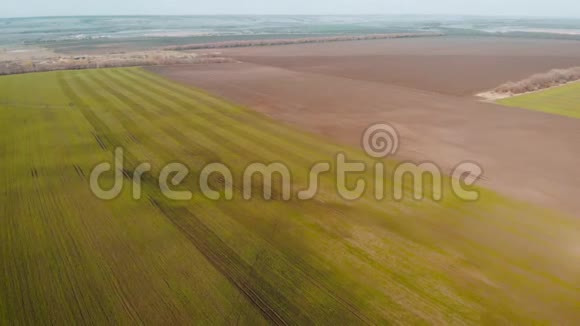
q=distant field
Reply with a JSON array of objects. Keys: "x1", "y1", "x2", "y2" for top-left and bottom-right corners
[
  {"x1": 0, "y1": 68, "x2": 578, "y2": 324},
  {"x1": 497, "y1": 81, "x2": 580, "y2": 118},
  {"x1": 218, "y1": 37, "x2": 580, "y2": 96}
]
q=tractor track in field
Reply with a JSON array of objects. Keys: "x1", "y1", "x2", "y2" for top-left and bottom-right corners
[
  {"x1": 0, "y1": 100, "x2": 72, "y2": 110},
  {"x1": 93, "y1": 133, "x2": 107, "y2": 150},
  {"x1": 87, "y1": 71, "x2": 222, "y2": 163},
  {"x1": 98, "y1": 70, "x2": 375, "y2": 322},
  {"x1": 132, "y1": 68, "x2": 357, "y2": 162},
  {"x1": 152, "y1": 201, "x2": 300, "y2": 325},
  {"x1": 59, "y1": 71, "x2": 301, "y2": 324},
  {"x1": 211, "y1": 202, "x2": 381, "y2": 324},
  {"x1": 108, "y1": 69, "x2": 344, "y2": 198},
  {"x1": 94, "y1": 69, "x2": 303, "y2": 200},
  {"x1": 57, "y1": 73, "x2": 117, "y2": 153},
  {"x1": 72, "y1": 70, "x2": 251, "y2": 204},
  {"x1": 122, "y1": 69, "x2": 328, "y2": 165},
  {"x1": 74, "y1": 69, "x2": 444, "y2": 322},
  {"x1": 64, "y1": 69, "x2": 376, "y2": 324},
  {"x1": 72, "y1": 71, "x2": 225, "y2": 175},
  {"x1": 98, "y1": 69, "x2": 280, "y2": 165},
  {"x1": 72, "y1": 164, "x2": 85, "y2": 178},
  {"x1": 121, "y1": 69, "x2": 337, "y2": 165},
  {"x1": 110, "y1": 69, "x2": 460, "y2": 321},
  {"x1": 56, "y1": 69, "x2": 528, "y2": 323},
  {"x1": 109, "y1": 72, "x2": 380, "y2": 324},
  {"x1": 91, "y1": 72, "x2": 284, "y2": 206}
]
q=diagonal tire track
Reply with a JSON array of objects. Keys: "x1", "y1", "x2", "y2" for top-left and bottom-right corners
[{"x1": 67, "y1": 70, "x2": 313, "y2": 323}]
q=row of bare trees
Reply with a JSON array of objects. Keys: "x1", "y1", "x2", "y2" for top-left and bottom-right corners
[
  {"x1": 0, "y1": 52, "x2": 234, "y2": 76},
  {"x1": 493, "y1": 67, "x2": 580, "y2": 95},
  {"x1": 166, "y1": 32, "x2": 444, "y2": 51}
]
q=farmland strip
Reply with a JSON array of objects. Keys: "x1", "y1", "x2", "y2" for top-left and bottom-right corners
[{"x1": 127, "y1": 68, "x2": 350, "y2": 161}]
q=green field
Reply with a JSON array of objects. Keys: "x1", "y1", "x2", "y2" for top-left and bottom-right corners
[
  {"x1": 498, "y1": 82, "x2": 580, "y2": 118},
  {"x1": 0, "y1": 68, "x2": 578, "y2": 324}
]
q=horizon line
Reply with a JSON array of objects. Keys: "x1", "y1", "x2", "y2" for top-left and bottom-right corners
[{"x1": 2, "y1": 13, "x2": 580, "y2": 20}]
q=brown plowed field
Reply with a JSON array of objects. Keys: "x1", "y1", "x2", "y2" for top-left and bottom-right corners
[{"x1": 149, "y1": 36, "x2": 580, "y2": 215}]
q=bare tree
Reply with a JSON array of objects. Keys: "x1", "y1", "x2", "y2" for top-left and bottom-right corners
[
  {"x1": 0, "y1": 51, "x2": 236, "y2": 76},
  {"x1": 494, "y1": 67, "x2": 580, "y2": 95},
  {"x1": 166, "y1": 32, "x2": 444, "y2": 51}
]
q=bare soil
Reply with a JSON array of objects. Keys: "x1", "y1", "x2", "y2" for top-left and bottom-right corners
[
  {"x1": 149, "y1": 36, "x2": 580, "y2": 216},
  {"x1": 220, "y1": 36, "x2": 580, "y2": 96}
]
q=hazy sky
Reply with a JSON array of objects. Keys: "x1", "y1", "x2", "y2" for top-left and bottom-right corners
[{"x1": 2, "y1": 0, "x2": 580, "y2": 18}]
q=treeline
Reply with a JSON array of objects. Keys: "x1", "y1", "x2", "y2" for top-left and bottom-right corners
[
  {"x1": 494, "y1": 67, "x2": 580, "y2": 95},
  {"x1": 0, "y1": 51, "x2": 234, "y2": 76},
  {"x1": 166, "y1": 32, "x2": 445, "y2": 51}
]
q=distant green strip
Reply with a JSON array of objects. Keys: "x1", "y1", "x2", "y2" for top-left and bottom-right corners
[{"x1": 497, "y1": 82, "x2": 580, "y2": 119}]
